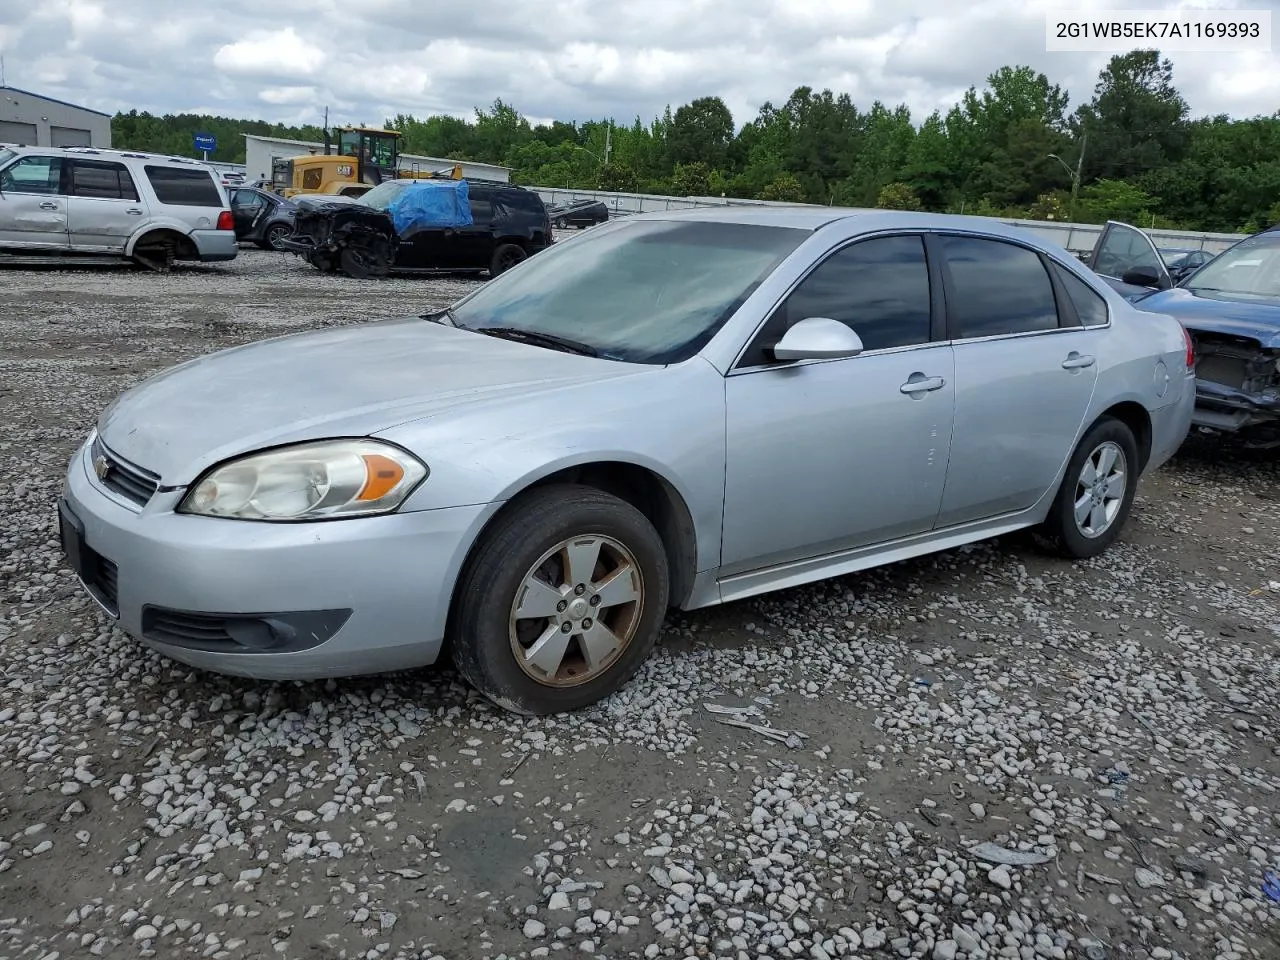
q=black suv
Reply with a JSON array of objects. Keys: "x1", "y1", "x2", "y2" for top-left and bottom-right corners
[{"x1": 284, "y1": 179, "x2": 553, "y2": 279}]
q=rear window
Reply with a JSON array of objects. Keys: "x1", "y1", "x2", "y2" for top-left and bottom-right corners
[
  {"x1": 143, "y1": 166, "x2": 223, "y2": 207},
  {"x1": 71, "y1": 160, "x2": 139, "y2": 201}
]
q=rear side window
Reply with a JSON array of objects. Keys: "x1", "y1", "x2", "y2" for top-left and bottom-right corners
[
  {"x1": 143, "y1": 166, "x2": 223, "y2": 207},
  {"x1": 469, "y1": 188, "x2": 493, "y2": 223},
  {"x1": 0, "y1": 155, "x2": 63, "y2": 195},
  {"x1": 71, "y1": 160, "x2": 139, "y2": 201},
  {"x1": 1053, "y1": 264, "x2": 1109, "y2": 326},
  {"x1": 940, "y1": 236, "x2": 1059, "y2": 339}
]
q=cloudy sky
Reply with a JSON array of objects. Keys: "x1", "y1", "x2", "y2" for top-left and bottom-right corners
[{"x1": 0, "y1": 0, "x2": 1276, "y2": 129}]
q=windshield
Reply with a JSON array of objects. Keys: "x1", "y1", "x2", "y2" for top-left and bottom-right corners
[
  {"x1": 448, "y1": 219, "x2": 807, "y2": 364},
  {"x1": 1183, "y1": 233, "x2": 1280, "y2": 300},
  {"x1": 358, "y1": 179, "x2": 414, "y2": 211}
]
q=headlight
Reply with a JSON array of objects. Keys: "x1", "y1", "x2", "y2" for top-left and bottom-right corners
[{"x1": 179, "y1": 440, "x2": 427, "y2": 521}]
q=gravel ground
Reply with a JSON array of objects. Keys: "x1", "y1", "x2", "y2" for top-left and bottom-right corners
[{"x1": 1, "y1": 248, "x2": 1278, "y2": 960}]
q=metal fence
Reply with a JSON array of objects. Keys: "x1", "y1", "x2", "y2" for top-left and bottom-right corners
[{"x1": 528, "y1": 185, "x2": 1247, "y2": 255}]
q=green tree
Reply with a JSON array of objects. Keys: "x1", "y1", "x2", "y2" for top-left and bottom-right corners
[
  {"x1": 1077, "y1": 178, "x2": 1156, "y2": 223},
  {"x1": 668, "y1": 161, "x2": 713, "y2": 197},
  {"x1": 597, "y1": 162, "x2": 639, "y2": 192},
  {"x1": 877, "y1": 182, "x2": 922, "y2": 210},
  {"x1": 667, "y1": 97, "x2": 735, "y2": 169},
  {"x1": 1075, "y1": 50, "x2": 1189, "y2": 182},
  {"x1": 759, "y1": 173, "x2": 805, "y2": 202}
]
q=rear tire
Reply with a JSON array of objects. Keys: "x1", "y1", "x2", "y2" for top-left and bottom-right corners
[
  {"x1": 490, "y1": 242, "x2": 527, "y2": 277},
  {"x1": 450, "y1": 485, "x2": 669, "y2": 715},
  {"x1": 1037, "y1": 416, "x2": 1140, "y2": 559},
  {"x1": 339, "y1": 244, "x2": 390, "y2": 279},
  {"x1": 260, "y1": 223, "x2": 292, "y2": 251}
]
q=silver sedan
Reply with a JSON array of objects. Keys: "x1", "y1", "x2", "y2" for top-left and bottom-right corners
[{"x1": 59, "y1": 208, "x2": 1195, "y2": 714}]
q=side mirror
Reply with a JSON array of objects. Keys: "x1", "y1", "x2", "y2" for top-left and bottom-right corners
[
  {"x1": 771, "y1": 317, "x2": 864, "y2": 362},
  {"x1": 1121, "y1": 265, "x2": 1168, "y2": 289}
]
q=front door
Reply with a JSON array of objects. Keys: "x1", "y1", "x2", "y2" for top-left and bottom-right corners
[
  {"x1": 931, "y1": 234, "x2": 1102, "y2": 526},
  {"x1": 721, "y1": 234, "x2": 956, "y2": 574},
  {"x1": 0, "y1": 154, "x2": 69, "y2": 249},
  {"x1": 65, "y1": 159, "x2": 147, "y2": 253},
  {"x1": 1089, "y1": 220, "x2": 1171, "y2": 289}
]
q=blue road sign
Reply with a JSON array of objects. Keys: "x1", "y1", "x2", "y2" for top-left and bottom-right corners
[{"x1": 194, "y1": 133, "x2": 217, "y2": 154}]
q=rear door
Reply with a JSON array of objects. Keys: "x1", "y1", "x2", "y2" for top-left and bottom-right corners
[
  {"x1": 0, "y1": 154, "x2": 69, "y2": 250},
  {"x1": 230, "y1": 188, "x2": 268, "y2": 239},
  {"x1": 66, "y1": 159, "x2": 146, "y2": 253},
  {"x1": 932, "y1": 233, "x2": 1104, "y2": 527}
]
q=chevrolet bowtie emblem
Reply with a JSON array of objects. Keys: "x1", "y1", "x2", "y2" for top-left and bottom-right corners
[{"x1": 93, "y1": 455, "x2": 111, "y2": 481}]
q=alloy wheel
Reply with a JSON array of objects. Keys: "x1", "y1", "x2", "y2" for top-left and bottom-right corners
[
  {"x1": 1073, "y1": 440, "x2": 1127, "y2": 538},
  {"x1": 508, "y1": 534, "x2": 644, "y2": 687}
]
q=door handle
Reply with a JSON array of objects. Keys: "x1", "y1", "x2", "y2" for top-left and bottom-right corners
[
  {"x1": 126, "y1": 209, "x2": 143, "y2": 215},
  {"x1": 39, "y1": 201, "x2": 59, "y2": 210},
  {"x1": 1062, "y1": 352, "x2": 1096, "y2": 370},
  {"x1": 900, "y1": 375, "x2": 946, "y2": 395}
]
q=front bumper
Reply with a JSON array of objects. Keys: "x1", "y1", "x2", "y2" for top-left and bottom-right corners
[
  {"x1": 60, "y1": 439, "x2": 491, "y2": 680},
  {"x1": 188, "y1": 229, "x2": 239, "y2": 262},
  {"x1": 1191, "y1": 378, "x2": 1280, "y2": 432}
]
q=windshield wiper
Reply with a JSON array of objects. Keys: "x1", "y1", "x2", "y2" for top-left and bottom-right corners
[{"x1": 473, "y1": 325, "x2": 600, "y2": 357}]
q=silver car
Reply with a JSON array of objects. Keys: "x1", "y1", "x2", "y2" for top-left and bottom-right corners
[
  {"x1": 0, "y1": 145, "x2": 237, "y2": 269},
  {"x1": 59, "y1": 209, "x2": 1195, "y2": 714}
]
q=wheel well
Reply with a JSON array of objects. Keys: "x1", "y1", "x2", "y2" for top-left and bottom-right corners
[
  {"x1": 1099, "y1": 401, "x2": 1153, "y2": 470},
  {"x1": 494, "y1": 236, "x2": 529, "y2": 250},
  {"x1": 133, "y1": 229, "x2": 196, "y2": 260},
  {"x1": 464, "y1": 463, "x2": 699, "y2": 609}
]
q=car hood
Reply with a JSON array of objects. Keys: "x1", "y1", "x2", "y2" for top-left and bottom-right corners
[
  {"x1": 1133, "y1": 288, "x2": 1280, "y2": 347},
  {"x1": 97, "y1": 318, "x2": 640, "y2": 484}
]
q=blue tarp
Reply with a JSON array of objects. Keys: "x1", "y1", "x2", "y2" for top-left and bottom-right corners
[{"x1": 388, "y1": 179, "x2": 474, "y2": 235}]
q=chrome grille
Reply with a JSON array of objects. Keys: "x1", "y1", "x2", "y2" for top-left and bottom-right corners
[{"x1": 90, "y1": 437, "x2": 160, "y2": 506}]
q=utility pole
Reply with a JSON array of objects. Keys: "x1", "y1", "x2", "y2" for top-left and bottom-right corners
[
  {"x1": 1072, "y1": 132, "x2": 1086, "y2": 221},
  {"x1": 604, "y1": 121, "x2": 612, "y2": 166}
]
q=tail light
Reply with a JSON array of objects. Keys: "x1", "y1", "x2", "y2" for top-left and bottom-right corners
[
  {"x1": 216, "y1": 210, "x2": 234, "y2": 231},
  {"x1": 1181, "y1": 324, "x2": 1195, "y2": 368}
]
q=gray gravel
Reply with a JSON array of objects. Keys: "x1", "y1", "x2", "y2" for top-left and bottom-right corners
[{"x1": 1, "y1": 249, "x2": 1278, "y2": 960}]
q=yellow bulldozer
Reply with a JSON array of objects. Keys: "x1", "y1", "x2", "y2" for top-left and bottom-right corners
[{"x1": 273, "y1": 127, "x2": 463, "y2": 199}]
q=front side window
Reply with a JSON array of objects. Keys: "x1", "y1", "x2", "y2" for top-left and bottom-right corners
[
  {"x1": 232, "y1": 189, "x2": 266, "y2": 210},
  {"x1": 738, "y1": 234, "x2": 934, "y2": 367},
  {"x1": 0, "y1": 155, "x2": 63, "y2": 195},
  {"x1": 940, "y1": 236, "x2": 1060, "y2": 339},
  {"x1": 448, "y1": 219, "x2": 807, "y2": 364},
  {"x1": 144, "y1": 166, "x2": 223, "y2": 207},
  {"x1": 70, "y1": 160, "x2": 139, "y2": 201}
]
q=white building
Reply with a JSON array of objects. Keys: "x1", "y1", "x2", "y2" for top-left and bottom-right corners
[
  {"x1": 243, "y1": 134, "x2": 510, "y2": 184},
  {"x1": 0, "y1": 85, "x2": 112, "y2": 148}
]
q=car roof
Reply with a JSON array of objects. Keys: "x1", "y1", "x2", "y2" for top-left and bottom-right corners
[
  {"x1": 623, "y1": 206, "x2": 1070, "y2": 247},
  {"x1": 2, "y1": 143, "x2": 212, "y2": 168}
]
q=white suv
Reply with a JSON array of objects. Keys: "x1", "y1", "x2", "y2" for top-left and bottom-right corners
[{"x1": 0, "y1": 145, "x2": 237, "y2": 269}]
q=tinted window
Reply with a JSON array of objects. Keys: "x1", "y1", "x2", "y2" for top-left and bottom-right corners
[
  {"x1": 469, "y1": 188, "x2": 493, "y2": 224},
  {"x1": 786, "y1": 235, "x2": 932, "y2": 349},
  {"x1": 449, "y1": 220, "x2": 805, "y2": 365},
  {"x1": 145, "y1": 166, "x2": 223, "y2": 207},
  {"x1": 1093, "y1": 224, "x2": 1162, "y2": 279},
  {"x1": 70, "y1": 160, "x2": 139, "y2": 201},
  {"x1": 0, "y1": 155, "x2": 63, "y2": 195},
  {"x1": 1054, "y1": 265, "x2": 1108, "y2": 326},
  {"x1": 232, "y1": 189, "x2": 266, "y2": 210},
  {"x1": 941, "y1": 236, "x2": 1059, "y2": 338}
]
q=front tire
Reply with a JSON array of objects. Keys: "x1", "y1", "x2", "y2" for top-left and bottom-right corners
[
  {"x1": 261, "y1": 223, "x2": 292, "y2": 250},
  {"x1": 450, "y1": 485, "x2": 669, "y2": 715},
  {"x1": 1038, "y1": 416, "x2": 1140, "y2": 559}
]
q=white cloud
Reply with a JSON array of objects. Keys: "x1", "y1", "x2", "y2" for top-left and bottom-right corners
[
  {"x1": 0, "y1": 0, "x2": 1274, "y2": 132},
  {"x1": 213, "y1": 27, "x2": 324, "y2": 80}
]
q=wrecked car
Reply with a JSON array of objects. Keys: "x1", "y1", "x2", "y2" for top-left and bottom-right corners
[
  {"x1": 281, "y1": 178, "x2": 553, "y2": 280},
  {"x1": 1090, "y1": 220, "x2": 1280, "y2": 449}
]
